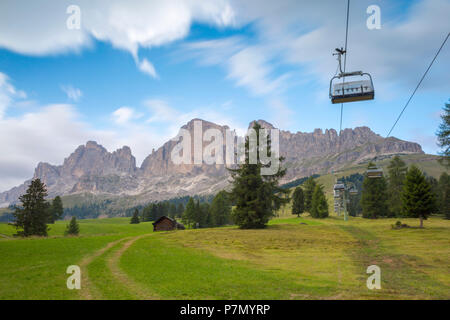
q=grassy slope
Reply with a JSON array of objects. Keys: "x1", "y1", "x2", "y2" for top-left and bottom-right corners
[
  {"x1": 1, "y1": 216, "x2": 448, "y2": 300},
  {"x1": 120, "y1": 216, "x2": 449, "y2": 299}
]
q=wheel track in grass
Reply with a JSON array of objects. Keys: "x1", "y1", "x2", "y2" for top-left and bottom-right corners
[
  {"x1": 106, "y1": 234, "x2": 159, "y2": 300},
  {"x1": 78, "y1": 234, "x2": 157, "y2": 300},
  {"x1": 78, "y1": 238, "x2": 130, "y2": 300}
]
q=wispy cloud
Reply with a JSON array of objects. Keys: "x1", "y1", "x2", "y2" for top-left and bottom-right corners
[{"x1": 61, "y1": 85, "x2": 83, "y2": 102}]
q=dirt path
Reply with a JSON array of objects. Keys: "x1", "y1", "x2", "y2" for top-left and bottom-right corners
[
  {"x1": 78, "y1": 238, "x2": 129, "y2": 300},
  {"x1": 106, "y1": 234, "x2": 158, "y2": 300}
]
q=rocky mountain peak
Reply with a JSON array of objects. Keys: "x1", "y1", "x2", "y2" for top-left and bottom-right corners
[{"x1": 248, "y1": 120, "x2": 275, "y2": 130}]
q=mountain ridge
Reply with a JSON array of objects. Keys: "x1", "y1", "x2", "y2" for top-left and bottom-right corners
[{"x1": 0, "y1": 118, "x2": 423, "y2": 206}]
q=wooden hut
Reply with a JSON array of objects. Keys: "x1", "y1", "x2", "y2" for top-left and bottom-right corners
[{"x1": 152, "y1": 216, "x2": 185, "y2": 232}]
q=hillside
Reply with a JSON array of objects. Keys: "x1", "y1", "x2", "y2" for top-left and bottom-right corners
[{"x1": 0, "y1": 216, "x2": 449, "y2": 299}]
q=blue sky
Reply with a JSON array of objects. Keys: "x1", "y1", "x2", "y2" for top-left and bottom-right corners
[{"x1": 0, "y1": 0, "x2": 449, "y2": 192}]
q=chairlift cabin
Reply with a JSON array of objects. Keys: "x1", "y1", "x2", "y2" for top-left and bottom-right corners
[
  {"x1": 329, "y1": 48, "x2": 374, "y2": 104},
  {"x1": 366, "y1": 165, "x2": 383, "y2": 179}
]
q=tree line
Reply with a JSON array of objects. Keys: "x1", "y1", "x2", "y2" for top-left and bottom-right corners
[{"x1": 361, "y1": 156, "x2": 449, "y2": 226}]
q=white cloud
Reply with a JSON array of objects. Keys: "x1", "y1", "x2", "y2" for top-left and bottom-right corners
[
  {"x1": 137, "y1": 59, "x2": 158, "y2": 79},
  {"x1": 61, "y1": 85, "x2": 83, "y2": 102},
  {"x1": 183, "y1": 39, "x2": 289, "y2": 96},
  {"x1": 0, "y1": 0, "x2": 236, "y2": 76},
  {"x1": 227, "y1": 46, "x2": 289, "y2": 96},
  {"x1": 0, "y1": 72, "x2": 26, "y2": 118},
  {"x1": 112, "y1": 107, "x2": 141, "y2": 125}
]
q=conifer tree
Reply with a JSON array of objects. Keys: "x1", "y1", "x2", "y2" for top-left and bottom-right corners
[
  {"x1": 65, "y1": 216, "x2": 80, "y2": 236},
  {"x1": 292, "y1": 187, "x2": 305, "y2": 217},
  {"x1": 210, "y1": 191, "x2": 231, "y2": 227},
  {"x1": 310, "y1": 184, "x2": 329, "y2": 218},
  {"x1": 130, "y1": 208, "x2": 140, "y2": 224},
  {"x1": 437, "y1": 101, "x2": 450, "y2": 168},
  {"x1": 437, "y1": 172, "x2": 450, "y2": 219},
  {"x1": 303, "y1": 177, "x2": 317, "y2": 212},
  {"x1": 387, "y1": 156, "x2": 407, "y2": 217},
  {"x1": 228, "y1": 122, "x2": 289, "y2": 229},
  {"x1": 183, "y1": 197, "x2": 195, "y2": 228},
  {"x1": 177, "y1": 203, "x2": 184, "y2": 218},
  {"x1": 48, "y1": 196, "x2": 64, "y2": 224},
  {"x1": 402, "y1": 166, "x2": 436, "y2": 228},
  {"x1": 12, "y1": 179, "x2": 49, "y2": 237},
  {"x1": 361, "y1": 162, "x2": 389, "y2": 219}
]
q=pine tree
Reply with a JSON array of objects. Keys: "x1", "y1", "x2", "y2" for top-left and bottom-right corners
[
  {"x1": 310, "y1": 184, "x2": 329, "y2": 218},
  {"x1": 402, "y1": 166, "x2": 436, "y2": 228},
  {"x1": 426, "y1": 175, "x2": 439, "y2": 214},
  {"x1": 183, "y1": 197, "x2": 195, "y2": 228},
  {"x1": 228, "y1": 122, "x2": 289, "y2": 229},
  {"x1": 210, "y1": 191, "x2": 232, "y2": 227},
  {"x1": 303, "y1": 177, "x2": 317, "y2": 213},
  {"x1": 65, "y1": 216, "x2": 80, "y2": 236},
  {"x1": 387, "y1": 156, "x2": 407, "y2": 217},
  {"x1": 437, "y1": 172, "x2": 450, "y2": 219},
  {"x1": 48, "y1": 196, "x2": 64, "y2": 224},
  {"x1": 130, "y1": 209, "x2": 140, "y2": 224},
  {"x1": 177, "y1": 203, "x2": 184, "y2": 218},
  {"x1": 200, "y1": 202, "x2": 211, "y2": 228},
  {"x1": 12, "y1": 179, "x2": 49, "y2": 237},
  {"x1": 292, "y1": 187, "x2": 305, "y2": 217},
  {"x1": 437, "y1": 101, "x2": 450, "y2": 168},
  {"x1": 361, "y1": 162, "x2": 389, "y2": 219}
]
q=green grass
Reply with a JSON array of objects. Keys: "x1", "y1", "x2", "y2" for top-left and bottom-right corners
[
  {"x1": 0, "y1": 217, "x2": 154, "y2": 238},
  {"x1": 0, "y1": 215, "x2": 449, "y2": 300}
]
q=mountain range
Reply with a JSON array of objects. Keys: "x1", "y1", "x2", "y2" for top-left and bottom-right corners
[{"x1": 0, "y1": 119, "x2": 423, "y2": 207}]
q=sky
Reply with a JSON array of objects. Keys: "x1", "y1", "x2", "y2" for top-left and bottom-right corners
[{"x1": 0, "y1": 0, "x2": 449, "y2": 192}]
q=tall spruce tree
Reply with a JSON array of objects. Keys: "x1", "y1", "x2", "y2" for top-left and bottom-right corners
[
  {"x1": 65, "y1": 216, "x2": 80, "y2": 236},
  {"x1": 130, "y1": 209, "x2": 140, "y2": 224},
  {"x1": 292, "y1": 187, "x2": 305, "y2": 217},
  {"x1": 303, "y1": 177, "x2": 317, "y2": 213},
  {"x1": 12, "y1": 179, "x2": 49, "y2": 237},
  {"x1": 210, "y1": 191, "x2": 231, "y2": 227},
  {"x1": 361, "y1": 162, "x2": 389, "y2": 219},
  {"x1": 437, "y1": 101, "x2": 450, "y2": 168},
  {"x1": 183, "y1": 197, "x2": 195, "y2": 228},
  {"x1": 426, "y1": 175, "x2": 439, "y2": 214},
  {"x1": 228, "y1": 122, "x2": 289, "y2": 229},
  {"x1": 48, "y1": 196, "x2": 64, "y2": 224},
  {"x1": 387, "y1": 156, "x2": 408, "y2": 217},
  {"x1": 437, "y1": 172, "x2": 450, "y2": 219},
  {"x1": 176, "y1": 203, "x2": 184, "y2": 218},
  {"x1": 310, "y1": 184, "x2": 329, "y2": 218},
  {"x1": 402, "y1": 166, "x2": 436, "y2": 228}
]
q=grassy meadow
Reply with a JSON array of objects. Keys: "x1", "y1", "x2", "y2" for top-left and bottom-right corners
[{"x1": 1, "y1": 214, "x2": 449, "y2": 300}]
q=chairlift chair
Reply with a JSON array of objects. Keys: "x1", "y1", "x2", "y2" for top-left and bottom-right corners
[
  {"x1": 329, "y1": 48, "x2": 375, "y2": 104},
  {"x1": 349, "y1": 187, "x2": 358, "y2": 196},
  {"x1": 366, "y1": 164, "x2": 383, "y2": 179}
]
